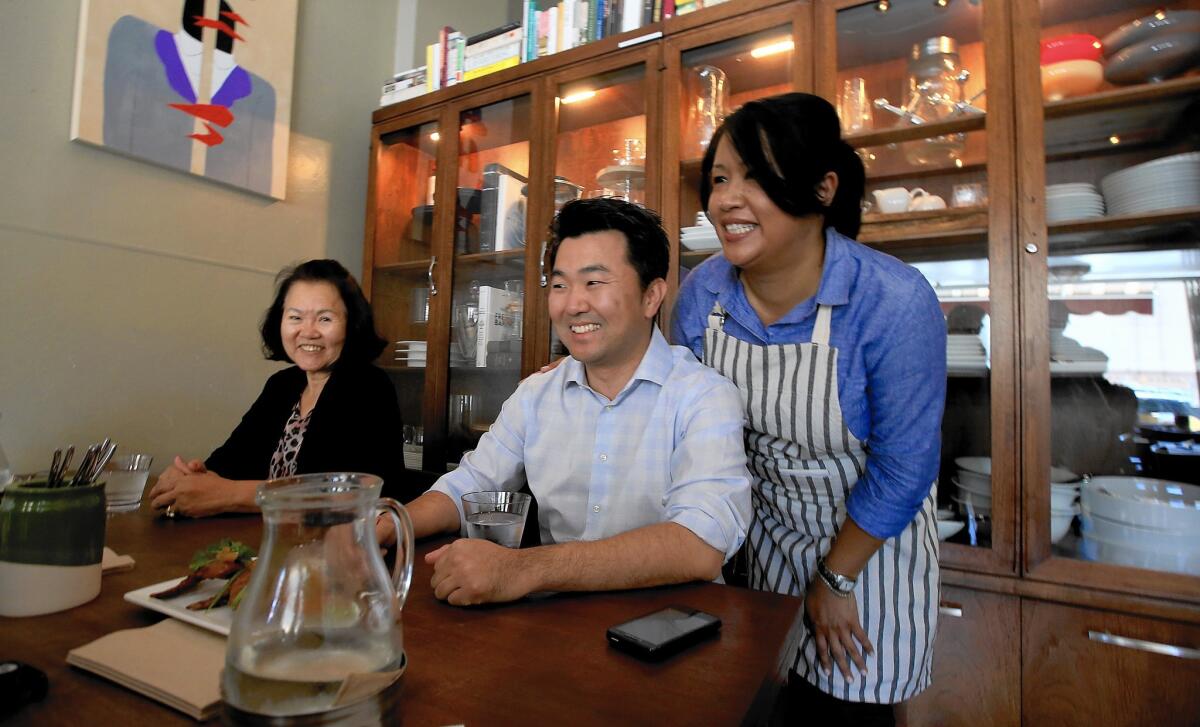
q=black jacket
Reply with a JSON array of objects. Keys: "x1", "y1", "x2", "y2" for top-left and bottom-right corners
[{"x1": 205, "y1": 363, "x2": 417, "y2": 501}]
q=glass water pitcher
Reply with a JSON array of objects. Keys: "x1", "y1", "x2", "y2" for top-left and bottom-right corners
[{"x1": 222, "y1": 473, "x2": 414, "y2": 719}]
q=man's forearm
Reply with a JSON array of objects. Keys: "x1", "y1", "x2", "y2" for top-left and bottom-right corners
[
  {"x1": 516, "y1": 522, "x2": 724, "y2": 594},
  {"x1": 408, "y1": 490, "x2": 461, "y2": 539}
]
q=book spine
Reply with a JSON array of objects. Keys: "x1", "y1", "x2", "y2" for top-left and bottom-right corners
[
  {"x1": 463, "y1": 55, "x2": 520, "y2": 81},
  {"x1": 465, "y1": 42, "x2": 522, "y2": 72},
  {"x1": 480, "y1": 165, "x2": 499, "y2": 255}
]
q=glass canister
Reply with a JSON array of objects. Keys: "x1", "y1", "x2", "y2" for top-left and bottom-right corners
[
  {"x1": 222, "y1": 473, "x2": 414, "y2": 719},
  {"x1": 904, "y1": 36, "x2": 966, "y2": 166},
  {"x1": 687, "y1": 65, "x2": 728, "y2": 158}
]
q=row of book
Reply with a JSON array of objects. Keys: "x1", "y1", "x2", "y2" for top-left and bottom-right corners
[{"x1": 380, "y1": 0, "x2": 728, "y2": 106}]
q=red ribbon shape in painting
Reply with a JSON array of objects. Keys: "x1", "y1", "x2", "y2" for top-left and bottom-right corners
[
  {"x1": 169, "y1": 103, "x2": 234, "y2": 128},
  {"x1": 220, "y1": 10, "x2": 249, "y2": 26},
  {"x1": 188, "y1": 122, "x2": 225, "y2": 147},
  {"x1": 192, "y1": 16, "x2": 245, "y2": 41}
]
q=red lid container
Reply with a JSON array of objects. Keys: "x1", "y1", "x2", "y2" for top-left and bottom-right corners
[{"x1": 1041, "y1": 33, "x2": 1104, "y2": 65}]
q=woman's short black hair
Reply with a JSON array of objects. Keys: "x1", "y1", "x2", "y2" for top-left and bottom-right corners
[
  {"x1": 259, "y1": 259, "x2": 387, "y2": 366},
  {"x1": 699, "y1": 92, "x2": 865, "y2": 239},
  {"x1": 547, "y1": 197, "x2": 669, "y2": 290}
]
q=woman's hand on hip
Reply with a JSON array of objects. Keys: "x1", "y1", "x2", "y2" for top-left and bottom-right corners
[{"x1": 805, "y1": 577, "x2": 874, "y2": 682}]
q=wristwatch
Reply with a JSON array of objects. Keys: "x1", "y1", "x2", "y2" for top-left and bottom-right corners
[{"x1": 816, "y1": 557, "x2": 857, "y2": 598}]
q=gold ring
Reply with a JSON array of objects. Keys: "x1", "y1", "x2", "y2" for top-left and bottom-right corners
[{"x1": 165, "y1": 504, "x2": 177, "y2": 519}]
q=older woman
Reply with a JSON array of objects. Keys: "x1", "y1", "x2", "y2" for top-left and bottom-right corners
[{"x1": 149, "y1": 259, "x2": 409, "y2": 517}]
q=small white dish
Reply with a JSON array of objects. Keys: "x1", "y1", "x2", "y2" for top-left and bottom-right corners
[{"x1": 124, "y1": 578, "x2": 234, "y2": 636}]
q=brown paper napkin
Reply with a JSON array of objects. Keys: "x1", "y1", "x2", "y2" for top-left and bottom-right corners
[
  {"x1": 101, "y1": 547, "x2": 136, "y2": 574},
  {"x1": 67, "y1": 619, "x2": 223, "y2": 721}
]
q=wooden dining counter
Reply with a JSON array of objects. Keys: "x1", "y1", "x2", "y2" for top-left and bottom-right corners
[{"x1": 1, "y1": 507, "x2": 804, "y2": 725}]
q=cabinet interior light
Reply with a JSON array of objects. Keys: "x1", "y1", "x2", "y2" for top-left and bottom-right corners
[
  {"x1": 750, "y1": 39, "x2": 794, "y2": 58},
  {"x1": 560, "y1": 90, "x2": 597, "y2": 104}
]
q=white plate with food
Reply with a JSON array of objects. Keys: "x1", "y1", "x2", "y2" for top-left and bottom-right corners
[{"x1": 124, "y1": 577, "x2": 236, "y2": 636}]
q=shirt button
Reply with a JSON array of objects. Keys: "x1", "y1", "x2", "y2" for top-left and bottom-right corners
[
  {"x1": 605, "y1": 405, "x2": 613, "y2": 410},
  {"x1": 599, "y1": 453, "x2": 608, "y2": 461},
  {"x1": 593, "y1": 505, "x2": 601, "y2": 512}
]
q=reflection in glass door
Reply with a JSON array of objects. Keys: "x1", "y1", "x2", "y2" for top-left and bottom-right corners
[
  {"x1": 549, "y1": 64, "x2": 649, "y2": 357},
  {"x1": 677, "y1": 25, "x2": 795, "y2": 278},
  {"x1": 1035, "y1": 0, "x2": 1200, "y2": 578},
  {"x1": 833, "y1": 0, "x2": 998, "y2": 551},
  {"x1": 370, "y1": 120, "x2": 439, "y2": 470},
  {"x1": 446, "y1": 95, "x2": 532, "y2": 467}
]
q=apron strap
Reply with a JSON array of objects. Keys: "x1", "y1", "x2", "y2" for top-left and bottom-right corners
[
  {"x1": 706, "y1": 301, "x2": 726, "y2": 332},
  {"x1": 812, "y1": 304, "x2": 833, "y2": 346}
]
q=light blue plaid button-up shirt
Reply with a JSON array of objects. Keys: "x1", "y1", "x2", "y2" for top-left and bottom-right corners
[{"x1": 431, "y1": 328, "x2": 752, "y2": 560}]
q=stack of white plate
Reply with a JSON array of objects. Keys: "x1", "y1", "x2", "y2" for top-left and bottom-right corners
[
  {"x1": 953, "y1": 456, "x2": 1080, "y2": 542},
  {"x1": 1049, "y1": 332, "x2": 1108, "y2": 375},
  {"x1": 1046, "y1": 183, "x2": 1105, "y2": 223},
  {"x1": 1080, "y1": 476, "x2": 1200, "y2": 575},
  {"x1": 947, "y1": 333, "x2": 988, "y2": 376},
  {"x1": 1100, "y1": 151, "x2": 1200, "y2": 216},
  {"x1": 394, "y1": 340, "x2": 426, "y2": 368},
  {"x1": 681, "y1": 213, "x2": 720, "y2": 252}
]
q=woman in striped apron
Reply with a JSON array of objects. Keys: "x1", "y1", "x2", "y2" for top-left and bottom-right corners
[{"x1": 672, "y1": 93, "x2": 946, "y2": 725}]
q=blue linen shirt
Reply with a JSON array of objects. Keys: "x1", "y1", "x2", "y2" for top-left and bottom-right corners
[
  {"x1": 431, "y1": 328, "x2": 752, "y2": 560},
  {"x1": 671, "y1": 228, "x2": 947, "y2": 540}
]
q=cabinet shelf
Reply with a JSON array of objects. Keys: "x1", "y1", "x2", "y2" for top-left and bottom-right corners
[
  {"x1": 1044, "y1": 75, "x2": 1200, "y2": 121},
  {"x1": 376, "y1": 259, "x2": 433, "y2": 273},
  {"x1": 1048, "y1": 206, "x2": 1200, "y2": 255},
  {"x1": 844, "y1": 114, "x2": 987, "y2": 150}
]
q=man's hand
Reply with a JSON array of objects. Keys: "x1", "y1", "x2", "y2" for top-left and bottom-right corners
[
  {"x1": 805, "y1": 576, "x2": 874, "y2": 682},
  {"x1": 426, "y1": 539, "x2": 531, "y2": 606}
]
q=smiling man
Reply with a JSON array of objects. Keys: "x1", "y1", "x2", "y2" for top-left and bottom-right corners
[{"x1": 391, "y1": 198, "x2": 751, "y2": 606}]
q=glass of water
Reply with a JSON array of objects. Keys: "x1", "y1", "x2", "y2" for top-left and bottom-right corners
[
  {"x1": 460, "y1": 491, "x2": 531, "y2": 549},
  {"x1": 103, "y1": 454, "x2": 153, "y2": 513}
]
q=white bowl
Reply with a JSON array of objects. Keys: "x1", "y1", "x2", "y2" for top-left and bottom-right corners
[
  {"x1": 954, "y1": 456, "x2": 992, "y2": 475},
  {"x1": 1080, "y1": 532, "x2": 1200, "y2": 576},
  {"x1": 1081, "y1": 476, "x2": 1200, "y2": 531},
  {"x1": 1081, "y1": 512, "x2": 1200, "y2": 552},
  {"x1": 1050, "y1": 486, "x2": 1078, "y2": 510},
  {"x1": 956, "y1": 470, "x2": 992, "y2": 492},
  {"x1": 1050, "y1": 511, "x2": 1076, "y2": 543},
  {"x1": 952, "y1": 492, "x2": 992, "y2": 517},
  {"x1": 937, "y1": 520, "x2": 966, "y2": 541},
  {"x1": 953, "y1": 477, "x2": 992, "y2": 501}
]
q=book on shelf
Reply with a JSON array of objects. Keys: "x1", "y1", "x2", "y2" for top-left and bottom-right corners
[
  {"x1": 480, "y1": 163, "x2": 528, "y2": 253},
  {"x1": 468, "y1": 21, "x2": 522, "y2": 46},
  {"x1": 476, "y1": 286, "x2": 522, "y2": 368}
]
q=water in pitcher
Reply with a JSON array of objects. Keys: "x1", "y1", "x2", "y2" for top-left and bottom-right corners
[
  {"x1": 465, "y1": 510, "x2": 525, "y2": 548},
  {"x1": 224, "y1": 630, "x2": 401, "y2": 716}
]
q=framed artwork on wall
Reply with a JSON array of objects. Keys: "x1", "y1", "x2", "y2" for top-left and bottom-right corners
[{"x1": 70, "y1": 0, "x2": 298, "y2": 199}]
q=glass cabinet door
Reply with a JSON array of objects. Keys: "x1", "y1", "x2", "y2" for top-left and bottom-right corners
[
  {"x1": 367, "y1": 116, "x2": 441, "y2": 472},
  {"x1": 666, "y1": 7, "x2": 803, "y2": 296},
  {"x1": 441, "y1": 92, "x2": 535, "y2": 469},
  {"x1": 545, "y1": 52, "x2": 656, "y2": 357},
  {"x1": 820, "y1": 0, "x2": 1018, "y2": 572},
  {"x1": 1021, "y1": 0, "x2": 1200, "y2": 594}
]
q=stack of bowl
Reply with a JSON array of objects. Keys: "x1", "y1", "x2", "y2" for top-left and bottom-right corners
[
  {"x1": 1046, "y1": 182, "x2": 1105, "y2": 223},
  {"x1": 1080, "y1": 476, "x2": 1200, "y2": 576},
  {"x1": 953, "y1": 457, "x2": 1080, "y2": 542},
  {"x1": 1040, "y1": 33, "x2": 1105, "y2": 102},
  {"x1": 1101, "y1": 9, "x2": 1200, "y2": 85}
]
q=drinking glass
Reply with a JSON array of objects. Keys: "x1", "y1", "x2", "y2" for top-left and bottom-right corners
[
  {"x1": 460, "y1": 491, "x2": 532, "y2": 548},
  {"x1": 952, "y1": 182, "x2": 987, "y2": 208},
  {"x1": 452, "y1": 304, "x2": 478, "y2": 365},
  {"x1": 103, "y1": 454, "x2": 153, "y2": 513},
  {"x1": 838, "y1": 77, "x2": 873, "y2": 134}
]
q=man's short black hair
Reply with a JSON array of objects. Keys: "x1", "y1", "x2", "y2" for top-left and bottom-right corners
[{"x1": 546, "y1": 197, "x2": 669, "y2": 290}]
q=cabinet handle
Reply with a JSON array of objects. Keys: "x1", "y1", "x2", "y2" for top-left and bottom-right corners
[
  {"x1": 428, "y1": 256, "x2": 438, "y2": 297},
  {"x1": 1088, "y1": 630, "x2": 1200, "y2": 660},
  {"x1": 938, "y1": 601, "x2": 963, "y2": 618},
  {"x1": 539, "y1": 240, "x2": 549, "y2": 288}
]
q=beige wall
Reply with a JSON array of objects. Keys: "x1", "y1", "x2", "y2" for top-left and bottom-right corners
[{"x1": 0, "y1": 1, "x2": 397, "y2": 474}]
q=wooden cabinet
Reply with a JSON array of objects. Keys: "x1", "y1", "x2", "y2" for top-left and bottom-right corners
[
  {"x1": 907, "y1": 587, "x2": 1021, "y2": 727},
  {"x1": 1022, "y1": 599, "x2": 1200, "y2": 726},
  {"x1": 364, "y1": 0, "x2": 1200, "y2": 718}
]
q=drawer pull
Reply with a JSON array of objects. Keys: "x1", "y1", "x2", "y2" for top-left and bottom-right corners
[
  {"x1": 539, "y1": 240, "x2": 549, "y2": 288},
  {"x1": 938, "y1": 601, "x2": 963, "y2": 618},
  {"x1": 1088, "y1": 631, "x2": 1200, "y2": 660},
  {"x1": 427, "y1": 256, "x2": 438, "y2": 297}
]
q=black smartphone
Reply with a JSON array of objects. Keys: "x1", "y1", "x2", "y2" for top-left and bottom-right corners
[{"x1": 606, "y1": 606, "x2": 721, "y2": 660}]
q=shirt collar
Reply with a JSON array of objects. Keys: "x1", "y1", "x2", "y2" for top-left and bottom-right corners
[
  {"x1": 702, "y1": 226, "x2": 854, "y2": 309},
  {"x1": 563, "y1": 327, "x2": 673, "y2": 398}
]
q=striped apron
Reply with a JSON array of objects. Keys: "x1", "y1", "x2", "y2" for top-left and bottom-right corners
[{"x1": 703, "y1": 301, "x2": 939, "y2": 704}]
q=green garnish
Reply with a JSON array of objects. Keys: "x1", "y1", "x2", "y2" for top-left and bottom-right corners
[
  {"x1": 189, "y1": 538, "x2": 256, "y2": 571},
  {"x1": 205, "y1": 577, "x2": 235, "y2": 612}
]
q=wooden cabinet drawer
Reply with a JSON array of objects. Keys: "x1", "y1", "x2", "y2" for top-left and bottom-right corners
[
  {"x1": 905, "y1": 586, "x2": 1021, "y2": 727},
  {"x1": 1022, "y1": 599, "x2": 1200, "y2": 727}
]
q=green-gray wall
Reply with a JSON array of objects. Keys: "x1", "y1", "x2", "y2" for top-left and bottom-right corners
[{"x1": 0, "y1": 1, "x2": 398, "y2": 475}]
